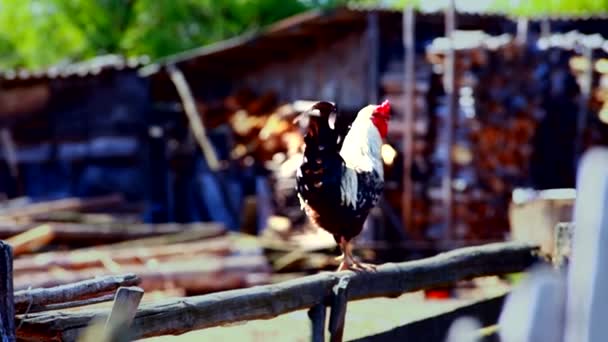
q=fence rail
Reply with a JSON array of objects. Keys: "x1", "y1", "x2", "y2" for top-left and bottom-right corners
[{"x1": 16, "y1": 241, "x2": 540, "y2": 341}]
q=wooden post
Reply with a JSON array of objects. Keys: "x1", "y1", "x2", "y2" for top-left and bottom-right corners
[
  {"x1": 564, "y1": 148, "x2": 608, "y2": 342},
  {"x1": 78, "y1": 286, "x2": 144, "y2": 342},
  {"x1": 328, "y1": 276, "x2": 350, "y2": 342},
  {"x1": 307, "y1": 303, "x2": 326, "y2": 342},
  {"x1": 402, "y1": 4, "x2": 415, "y2": 235},
  {"x1": 0, "y1": 242, "x2": 15, "y2": 342},
  {"x1": 367, "y1": 11, "x2": 379, "y2": 105},
  {"x1": 166, "y1": 64, "x2": 220, "y2": 172},
  {"x1": 575, "y1": 44, "x2": 594, "y2": 167},
  {"x1": 540, "y1": 19, "x2": 551, "y2": 39},
  {"x1": 516, "y1": 17, "x2": 529, "y2": 46},
  {"x1": 443, "y1": 0, "x2": 457, "y2": 243},
  {"x1": 104, "y1": 286, "x2": 144, "y2": 335}
]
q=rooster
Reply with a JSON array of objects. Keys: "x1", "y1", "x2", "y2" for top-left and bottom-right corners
[{"x1": 295, "y1": 100, "x2": 391, "y2": 271}]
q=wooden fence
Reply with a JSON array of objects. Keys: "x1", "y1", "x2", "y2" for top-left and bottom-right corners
[{"x1": 10, "y1": 241, "x2": 539, "y2": 341}]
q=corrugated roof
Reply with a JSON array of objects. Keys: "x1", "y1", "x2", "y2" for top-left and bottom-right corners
[{"x1": 0, "y1": 54, "x2": 150, "y2": 84}]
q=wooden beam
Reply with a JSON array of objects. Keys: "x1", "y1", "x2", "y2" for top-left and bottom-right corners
[
  {"x1": 14, "y1": 274, "x2": 140, "y2": 315},
  {"x1": 16, "y1": 242, "x2": 540, "y2": 341},
  {"x1": 0, "y1": 242, "x2": 14, "y2": 342},
  {"x1": 6, "y1": 224, "x2": 54, "y2": 256},
  {"x1": 166, "y1": 64, "x2": 220, "y2": 171},
  {"x1": 0, "y1": 222, "x2": 225, "y2": 244},
  {"x1": 402, "y1": 5, "x2": 415, "y2": 235},
  {"x1": 0, "y1": 194, "x2": 124, "y2": 220},
  {"x1": 13, "y1": 236, "x2": 231, "y2": 274},
  {"x1": 367, "y1": 12, "x2": 379, "y2": 104},
  {"x1": 443, "y1": 0, "x2": 457, "y2": 244}
]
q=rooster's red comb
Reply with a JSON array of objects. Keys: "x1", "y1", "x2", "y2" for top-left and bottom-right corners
[{"x1": 376, "y1": 99, "x2": 391, "y2": 116}]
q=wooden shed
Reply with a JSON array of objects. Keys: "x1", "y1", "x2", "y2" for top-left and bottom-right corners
[{"x1": 0, "y1": 55, "x2": 151, "y2": 203}]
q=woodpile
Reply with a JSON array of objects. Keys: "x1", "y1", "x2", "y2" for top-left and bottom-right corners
[
  {"x1": 0, "y1": 194, "x2": 273, "y2": 335},
  {"x1": 378, "y1": 31, "x2": 582, "y2": 244}
]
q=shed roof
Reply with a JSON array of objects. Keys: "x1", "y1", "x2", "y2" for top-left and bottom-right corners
[
  {"x1": 0, "y1": 54, "x2": 150, "y2": 87},
  {"x1": 139, "y1": 7, "x2": 509, "y2": 78}
]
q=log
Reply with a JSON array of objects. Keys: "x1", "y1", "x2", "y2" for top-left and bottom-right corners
[
  {"x1": 14, "y1": 274, "x2": 140, "y2": 315},
  {"x1": 0, "y1": 222, "x2": 225, "y2": 244},
  {"x1": 0, "y1": 242, "x2": 15, "y2": 342},
  {"x1": 16, "y1": 242, "x2": 540, "y2": 341},
  {"x1": 13, "y1": 236, "x2": 232, "y2": 274},
  {"x1": 167, "y1": 64, "x2": 220, "y2": 171},
  {"x1": 82, "y1": 224, "x2": 227, "y2": 250},
  {"x1": 14, "y1": 255, "x2": 270, "y2": 292},
  {"x1": 6, "y1": 225, "x2": 54, "y2": 256},
  {"x1": 0, "y1": 194, "x2": 124, "y2": 220}
]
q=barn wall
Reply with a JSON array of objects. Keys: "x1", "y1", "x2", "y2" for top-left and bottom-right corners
[
  {"x1": 0, "y1": 71, "x2": 151, "y2": 201},
  {"x1": 240, "y1": 32, "x2": 370, "y2": 110}
]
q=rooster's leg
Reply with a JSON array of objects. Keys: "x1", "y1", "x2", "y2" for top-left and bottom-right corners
[
  {"x1": 337, "y1": 237, "x2": 376, "y2": 272},
  {"x1": 336, "y1": 238, "x2": 350, "y2": 271}
]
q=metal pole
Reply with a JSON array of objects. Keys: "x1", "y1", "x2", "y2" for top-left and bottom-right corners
[
  {"x1": 402, "y1": 5, "x2": 415, "y2": 235},
  {"x1": 443, "y1": 0, "x2": 456, "y2": 243}
]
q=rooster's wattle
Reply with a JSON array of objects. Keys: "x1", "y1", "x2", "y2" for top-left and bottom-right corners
[{"x1": 295, "y1": 100, "x2": 391, "y2": 271}]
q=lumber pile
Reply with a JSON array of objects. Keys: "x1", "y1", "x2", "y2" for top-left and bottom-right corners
[
  {"x1": 0, "y1": 193, "x2": 272, "y2": 314},
  {"x1": 8, "y1": 228, "x2": 270, "y2": 295},
  {"x1": 380, "y1": 31, "x2": 577, "y2": 243}
]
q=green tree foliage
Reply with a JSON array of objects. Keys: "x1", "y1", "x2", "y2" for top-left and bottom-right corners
[{"x1": 0, "y1": 0, "x2": 361, "y2": 70}]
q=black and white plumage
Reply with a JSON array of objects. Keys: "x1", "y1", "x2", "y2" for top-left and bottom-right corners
[{"x1": 295, "y1": 100, "x2": 391, "y2": 271}]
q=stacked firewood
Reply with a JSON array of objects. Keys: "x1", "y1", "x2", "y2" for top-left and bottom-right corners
[
  {"x1": 422, "y1": 32, "x2": 556, "y2": 241},
  {"x1": 0, "y1": 195, "x2": 272, "y2": 298}
]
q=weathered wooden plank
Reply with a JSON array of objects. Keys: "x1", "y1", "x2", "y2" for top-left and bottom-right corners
[
  {"x1": 13, "y1": 236, "x2": 231, "y2": 274},
  {"x1": 6, "y1": 224, "x2": 54, "y2": 256},
  {"x1": 0, "y1": 222, "x2": 225, "y2": 244},
  {"x1": 78, "y1": 287, "x2": 144, "y2": 342},
  {"x1": 0, "y1": 194, "x2": 124, "y2": 220},
  {"x1": 16, "y1": 241, "x2": 539, "y2": 341},
  {"x1": 106, "y1": 286, "x2": 144, "y2": 332},
  {"x1": 14, "y1": 274, "x2": 140, "y2": 314},
  {"x1": 0, "y1": 242, "x2": 15, "y2": 342}
]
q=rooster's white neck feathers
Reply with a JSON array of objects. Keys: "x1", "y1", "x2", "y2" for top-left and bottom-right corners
[{"x1": 338, "y1": 106, "x2": 384, "y2": 208}]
